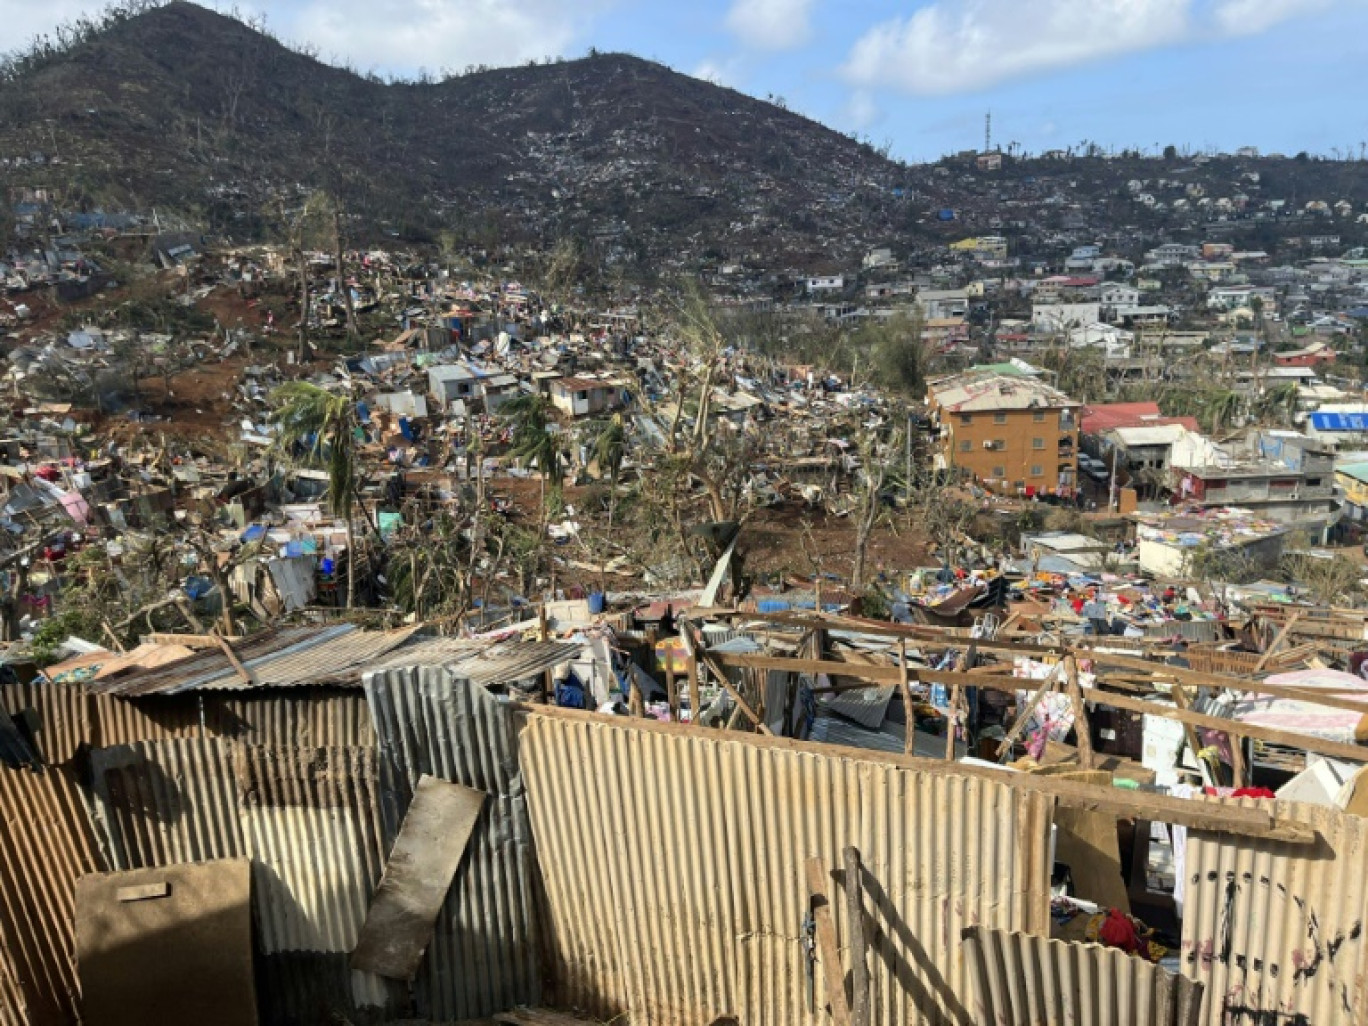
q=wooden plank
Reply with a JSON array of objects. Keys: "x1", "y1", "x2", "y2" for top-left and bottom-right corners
[
  {"x1": 1253, "y1": 611, "x2": 1302, "y2": 673},
  {"x1": 693, "y1": 628, "x2": 774, "y2": 735},
  {"x1": 1169, "y1": 685, "x2": 1211, "y2": 784},
  {"x1": 1063, "y1": 655, "x2": 1095, "y2": 770},
  {"x1": 213, "y1": 633, "x2": 258, "y2": 688},
  {"x1": 1031, "y1": 768, "x2": 1130, "y2": 913},
  {"x1": 843, "y1": 847, "x2": 869, "y2": 1026},
  {"x1": 115, "y1": 882, "x2": 169, "y2": 903},
  {"x1": 997, "y1": 664, "x2": 1061, "y2": 759},
  {"x1": 351, "y1": 775, "x2": 486, "y2": 980},
  {"x1": 804, "y1": 856, "x2": 852, "y2": 1026}
]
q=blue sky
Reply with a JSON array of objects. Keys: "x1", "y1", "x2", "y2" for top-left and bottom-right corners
[{"x1": 6, "y1": 0, "x2": 1368, "y2": 161}]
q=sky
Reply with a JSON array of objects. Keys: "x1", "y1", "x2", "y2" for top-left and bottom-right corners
[{"x1": 5, "y1": 0, "x2": 1368, "y2": 162}]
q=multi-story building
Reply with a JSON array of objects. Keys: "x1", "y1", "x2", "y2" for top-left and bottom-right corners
[{"x1": 927, "y1": 368, "x2": 1081, "y2": 497}]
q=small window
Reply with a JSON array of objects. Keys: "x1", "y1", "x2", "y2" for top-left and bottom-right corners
[
  {"x1": 1032, "y1": 437, "x2": 1045, "y2": 449},
  {"x1": 1030, "y1": 464, "x2": 1043, "y2": 476},
  {"x1": 993, "y1": 412, "x2": 1008, "y2": 424},
  {"x1": 992, "y1": 466, "x2": 1006, "y2": 479},
  {"x1": 1033, "y1": 411, "x2": 1046, "y2": 422},
  {"x1": 576, "y1": 390, "x2": 588, "y2": 401},
  {"x1": 1307, "y1": 477, "x2": 1322, "y2": 487},
  {"x1": 959, "y1": 413, "x2": 973, "y2": 425},
  {"x1": 959, "y1": 440, "x2": 972, "y2": 452}
]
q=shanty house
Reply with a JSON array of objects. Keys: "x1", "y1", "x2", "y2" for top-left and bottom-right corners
[
  {"x1": 428, "y1": 364, "x2": 478, "y2": 409},
  {"x1": 548, "y1": 377, "x2": 623, "y2": 418}
]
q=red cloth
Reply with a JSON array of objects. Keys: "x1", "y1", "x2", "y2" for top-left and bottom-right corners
[{"x1": 1098, "y1": 908, "x2": 1139, "y2": 953}]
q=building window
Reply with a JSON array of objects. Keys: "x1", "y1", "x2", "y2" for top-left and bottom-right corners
[
  {"x1": 993, "y1": 412, "x2": 1008, "y2": 424},
  {"x1": 1030, "y1": 465, "x2": 1043, "y2": 477},
  {"x1": 1032, "y1": 437, "x2": 1045, "y2": 449},
  {"x1": 576, "y1": 391, "x2": 588, "y2": 401},
  {"x1": 992, "y1": 466, "x2": 1006, "y2": 479},
  {"x1": 959, "y1": 413, "x2": 972, "y2": 425},
  {"x1": 1033, "y1": 411, "x2": 1046, "y2": 422},
  {"x1": 959, "y1": 440, "x2": 972, "y2": 452}
]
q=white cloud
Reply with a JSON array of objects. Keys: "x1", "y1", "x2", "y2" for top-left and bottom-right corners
[
  {"x1": 692, "y1": 57, "x2": 741, "y2": 87},
  {"x1": 0, "y1": 0, "x2": 114, "y2": 56},
  {"x1": 725, "y1": 0, "x2": 816, "y2": 51},
  {"x1": 1213, "y1": 0, "x2": 1336, "y2": 35},
  {"x1": 281, "y1": 0, "x2": 614, "y2": 77},
  {"x1": 842, "y1": 0, "x2": 1191, "y2": 95},
  {"x1": 842, "y1": 89, "x2": 881, "y2": 132}
]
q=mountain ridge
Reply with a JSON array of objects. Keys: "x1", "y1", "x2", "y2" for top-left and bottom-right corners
[{"x1": 0, "y1": 2, "x2": 911, "y2": 266}]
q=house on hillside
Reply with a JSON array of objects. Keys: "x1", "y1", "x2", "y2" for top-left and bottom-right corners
[
  {"x1": 1274, "y1": 340, "x2": 1336, "y2": 368},
  {"x1": 549, "y1": 377, "x2": 625, "y2": 418},
  {"x1": 428, "y1": 363, "x2": 479, "y2": 410},
  {"x1": 927, "y1": 368, "x2": 1080, "y2": 497}
]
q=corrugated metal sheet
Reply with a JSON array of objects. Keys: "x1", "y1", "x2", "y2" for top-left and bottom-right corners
[
  {"x1": 217, "y1": 691, "x2": 376, "y2": 748},
  {"x1": 0, "y1": 681, "x2": 91, "y2": 766},
  {"x1": 447, "y1": 639, "x2": 584, "y2": 686},
  {"x1": 88, "y1": 625, "x2": 410, "y2": 696},
  {"x1": 363, "y1": 666, "x2": 542, "y2": 1021},
  {"x1": 0, "y1": 705, "x2": 39, "y2": 770},
  {"x1": 0, "y1": 945, "x2": 26, "y2": 1026},
  {"x1": 1183, "y1": 798, "x2": 1368, "y2": 1026},
  {"x1": 520, "y1": 711, "x2": 1054, "y2": 1026},
  {"x1": 963, "y1": 926, "x2": 1204, "y2": 1026},
  {"x1": 0, "y1": 765, "x2": 103, "y2": 1026},
  {"x1": 92, "y1": 691, "x2": 204, "y2": 747},
  {"x1": 89, "y1": 738, "x2": 244, "y2": 869},
  {"x1": 234, "y1": 744, "x2": 400, "y2": 1022}
]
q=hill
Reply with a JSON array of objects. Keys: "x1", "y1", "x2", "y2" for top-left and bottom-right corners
[{"x1": 0, "y1": 1, "x2": 912, "y2": 268}]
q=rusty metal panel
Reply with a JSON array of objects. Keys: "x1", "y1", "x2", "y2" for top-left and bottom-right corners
[
  {"x1": 233, "y1": 744, "x2": 400, "y2": 1021},
  {"x1": 963, "y1": 926, "x2": 1203, "y2": 1026},
  {"x1": 518, "y1": 712, "x2": 1054, "y2": 1026},
  {"x1": 89, "y1": 738, "x2": 244, "y2": 870},
  {"x1": 1183, "y1": 799, "x2": 1368, "y2": 1026},
  {"x1": 215, "y1": 691, "x2": 376, "y2": 748},
  {"x1": 0, "y1": 946, "x2": 26, "y2": 1026},
  {"x1": 0, "y1": 681, "x2": 92, "y2": 766},
  {"x1": 93, "y1": 692, "x2": 204, "y2": 747},
  {"x1": 362, "y1": 666, "x2": 542, "y2": 1021},
  {"x1": 0, "y1": 765, "x2": 104, "y2": 1026}
]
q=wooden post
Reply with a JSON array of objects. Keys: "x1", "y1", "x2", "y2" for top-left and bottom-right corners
[
  {"x1": 666, "y1": 659, "x2": 679, "y2": 722},
  {"x1": 843, "y1": 847, "x2": 869, "y2": 1026},
  {"x1": 538, "y1": 603, "x2": 552, "y2": 704},
  {"x1": 804, "y1": 857, "x2": 852, "y2": 1026},
  {"x1": 1064, "y1": 654, "x2": 1095, "y2": 769},
  {"x1": 899, "y1": 639, "x2": 916, "y2": 757}
]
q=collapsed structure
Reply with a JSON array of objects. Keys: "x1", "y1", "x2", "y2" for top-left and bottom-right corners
[{"x1": 1, "y1": 596, "x2": 1366, "y2": 1026}]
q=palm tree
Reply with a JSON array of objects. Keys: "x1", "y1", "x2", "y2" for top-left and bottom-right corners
[
  {"x1": 271, "y1": 382, "x2": 362, "y2": 608},
  {"x1": 1201, "y1": 388, "x2": 1243, "y2": 435},
  {"x1": 587, "y1": 413, "x2": 627, "y2": 529},
  {"x1": 502, "y1": 392, "x2": 562, "y2": 516},
  {"x1": 1258, "y1": 382, "x2": 1300, "y2": 428}
]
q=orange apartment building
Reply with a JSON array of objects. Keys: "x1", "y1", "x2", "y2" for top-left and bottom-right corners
[{"x1": 927, "y1": 368, "x2": 1081, "y2": 497}]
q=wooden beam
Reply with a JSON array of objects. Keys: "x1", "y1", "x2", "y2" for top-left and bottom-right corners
[
  {"x1": 695, "y1": 641, "x2": 774, "y2": 736},
  {"x1": 1169, "y1": 684, "x2": 1211, "y2": 785},
  {"x1": 1083, "y1": 683, "x2": 1368, "y2": 766},
  {"x1": 1074, "y1": 647, "x2": 1368, "y2": 717},
  {"x1": 998, "y1": 664, "x2": 1061, "y2": 759},
  {"x1": 805, "y1": 857, "x2": 852, "y2": 1026},
  {"x1": 213, "y1": 633, "x2": 258, "y2": 688},
  {"x1": 1254, "y1": 612, "x2": 1302, "y2": 673},
  {"x1": 899, "y1": 640, "x2": 916, "y2": 758},
  {"x1": 1063, "y1": 655, "x2": 1095, "y2": 770},
  {"x1": 843, "y1": 847, "x2": 869, "y2": 1026}
]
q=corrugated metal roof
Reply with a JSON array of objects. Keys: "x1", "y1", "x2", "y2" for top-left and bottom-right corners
[
  {"x1": 88, "y1": 628, "x2": 572, "y2": 698},
  {"x1": 90, "y1": 738, "x2": 245, "y2": 869},
  {"x1": 446, "y1": 639, "x2": 584, "y2": 686},
  {"x1": 0, "y1": 765, "x2": 103, "y2": 1026},
  {"x1": 363, "y1": 666, "x2": 543, "y2": 1021},
  {"x1": 234, "y1": 744, "x2": 399, "y2": 1020},
  {"x1": 963, "y1": 926, "x2": 1203, "y2": 1026},
  {"x1": 217, "y1": 691, "x2": 377, "y2": 749},
  {"x1": 520, "y1": 710, "x2": 1054, "y2": 1025},
  {"x1": 1183, "y1": 798, "x2": 1368, "y2": 1025}
]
